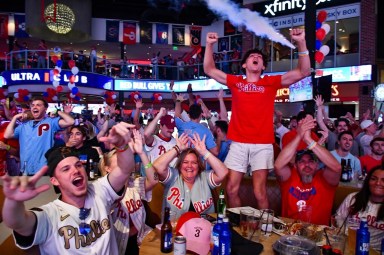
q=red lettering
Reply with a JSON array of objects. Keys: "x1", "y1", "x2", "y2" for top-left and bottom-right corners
[
  {"x1": 125, "y1": 198, "x2": 143, "y2": 214},
  {"x1": 158, "y1": 145, "x2": 166, "y2": 155},
  {"x1": 193, "y1": 197, "x2": 213, "y2": 214},
  {"x1": 116, "y1": 203, "x2": 127, "y2": 219},
  {"x1": 167, "y1": 187, "x2": 183, "y2": 209},
  {"x1": 365, "y1": 214, "x2": 384, "y2": 230}
]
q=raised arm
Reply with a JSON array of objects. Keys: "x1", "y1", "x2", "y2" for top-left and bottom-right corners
[
  {"x1": 281, "y1": 28, "x2": 311, "y2": 86},
  {"x1": 2, "y1": 167, "x2": 51, "y2": 236},
  {"x1": 97, "y1": 118, "x2": 109, "y2": 141},
  {"x1": 174, "y1": 94, "x2": 186, "y2": 119},
  {"x1": 133, "y1": 100, "x2": 143, "y2": 130},
  {"x1": 203, "y1": 32, "x2": 227, "y2": 85},
  {"x1": 131, "y1": 132, "x2": 158, "y2": 191},
  {"x1": 4, "y1": 113, "x2": 26, "y2": 139},
  {"x1": 99, "y1": 122, "x2": 136, "y2": 192},
  {"x1": 144, "y1": 107, "x2": 166, "y2": 146},
  {"x1": 314, "y1": 95, "x2": 330, "y2": 133},
  {"x1": 153, "y1": 133, "x2": 189, "y2": 181},
  {"x1": 58, "y1": 102, "x2": 75, "y2": 128},
  {"x1": 189, "y1": 133, "x2": 228, "y2": 184},
  {"x1": 217, "y1": 88, "x2": 229, "y2": 122},
  {"x1": 274, "y1": 116, "x2": 316, "y2": 181}
]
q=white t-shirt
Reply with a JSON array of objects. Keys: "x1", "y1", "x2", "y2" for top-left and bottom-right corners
[{"x1": 14, "y1": 176, "x2": 121, "y2": 255}]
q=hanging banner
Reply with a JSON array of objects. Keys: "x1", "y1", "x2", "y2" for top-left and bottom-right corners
[
  {"x1": 123, "y1": 22, "x2": 136, "y2": 45},
  {"x1": 190, "y1": 26, "x2": 202, "y2": 48},
  {"x1": 0, "y1": 15, "x2": 8, "y2": 39},
  {"x1": 156, "y1": 23, "x2": 168, "y2": 44},
  {"x1": 106, "y1": 20, "x2": 119, "y2": 42},
  {"x1": 172, "y1": 25, "x2": 185, "y2": 46},
  {"x1": 140, "y1": 22, "x2": 152, "y2": 44},
  {"x1": 14, "y1": 15, "x2": 29, "y2": 38}
]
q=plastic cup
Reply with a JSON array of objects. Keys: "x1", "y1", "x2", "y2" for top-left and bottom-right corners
[
  {"x1": 329, "y1": 234, "x2": 347, "y2": 254},
  {"x1": 346, "y1": 217, "x2": 360, "y2": 254},
  {"x1": 260, "y1": 209, "x2": 274, "y2": 237}
]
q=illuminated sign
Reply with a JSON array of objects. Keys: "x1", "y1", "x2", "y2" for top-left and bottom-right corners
[{"x1": 2, "y1": 70, "x2": 113, "y2": 90}]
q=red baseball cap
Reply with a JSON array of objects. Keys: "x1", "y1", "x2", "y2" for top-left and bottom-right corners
[{"x1": 160, "y1": 114, "x2": 176, "y2": 129}]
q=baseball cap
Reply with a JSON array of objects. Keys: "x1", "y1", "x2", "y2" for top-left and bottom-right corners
[
  {"x1": 45, "y1": 146, "x2": 79, "y2": 177},
  {"x1": 176, "y1": 212, "x2": 212, "y2": 255},
  {"x1": 360, "y1": 119, "x2": 374, "y2": 129},
  {"x1": 295, "y1": 149, "x2": 317, "y2": 163},
  {"x1": 160, "y1": 114, "x2": 176, "y2": 129}
]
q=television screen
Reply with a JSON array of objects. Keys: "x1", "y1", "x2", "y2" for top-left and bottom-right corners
[
  {"x1": 313, "y1": 74, "x2": 333, "y2": 103},
  {"x1": 289, "y1": 76, "x2": 313, "y2": 103}
]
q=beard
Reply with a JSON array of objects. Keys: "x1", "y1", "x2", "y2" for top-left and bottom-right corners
[{"x1": 301, "y1": 174, "x2": 313, "y2": 184}]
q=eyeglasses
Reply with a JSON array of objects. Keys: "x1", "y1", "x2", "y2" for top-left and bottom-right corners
[{"x1": 79, "y1": 208, "x2": 91, "y2": 235}]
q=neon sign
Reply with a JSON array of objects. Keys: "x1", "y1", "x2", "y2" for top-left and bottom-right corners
[{"x1": 264, "y1": 0, "x2": 331, "y2": 16}]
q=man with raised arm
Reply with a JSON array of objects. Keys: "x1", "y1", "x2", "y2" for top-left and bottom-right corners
[
  {"x1": 203, "y1": 29, "x2": 311, "y2": 209},
  {"x1": 1, "y1": 122, "x2": 136, "y2": 254}
]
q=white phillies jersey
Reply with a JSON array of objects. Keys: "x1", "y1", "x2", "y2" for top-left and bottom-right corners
[
  {"x1": 145, "y1": 134, "x2": 177, "y2": 167},
  {"x1": 112, "y1": 177, "x2": 152, "y2": 254},
  {"x1": 14, "y1": 177, "x2": 121, "y2": 255},
  {"x1": 336, "y1": 192, "x2": 384, "y2": 251}
]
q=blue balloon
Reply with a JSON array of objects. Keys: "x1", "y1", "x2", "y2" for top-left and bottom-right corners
[
  {"x1": 316, "y1": 21, "x2": 322, "y2": 30},
  {"x1": 56, "y1": 60, "x2": 63, "y2": 67},
  {"x1": 43, "y1": 92, "x2": 48, "y2": 97},
  {"x1": 23, "y1": 96, "x2": 29, "y2": 102},
  {"x1": 316, "y1": 40, "x2": 322, "y2": 50},
  {"x1": 74, "y1": 96, "x2": 80, "y2": 101},
  {"x1": 71, "y1": 87, "x2": 79, "y2": 94}
]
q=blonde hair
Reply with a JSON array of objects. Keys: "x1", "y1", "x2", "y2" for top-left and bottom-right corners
[{"x1": 99, "y1": 149, "x2": 117, "y2": 176}]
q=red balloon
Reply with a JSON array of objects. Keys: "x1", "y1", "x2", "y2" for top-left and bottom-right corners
[
  {"x1": 317, "y1": 11, "x2": 327, "y2": 23},
  {"x1": 69, "y1": 75, "x2": 76, "y2": 84},
  {"x1": 51, "y1": 56, "x2": 59, "y2": 63},
  {"x1": 53, "y1": 69, "x2": 59, "y2": 76},
  {"x1": 315, "y1": 51, "x2": 325, "y2": 64},
  {"x1": 56, "y1": 85, "x2": 63, "y2": 92},
  {"x1": 68, "y1": 60, "x2": 76, "y2": 69},
  {"x1": 316, "y1": 28, "x2": 326, "y2": 41}
]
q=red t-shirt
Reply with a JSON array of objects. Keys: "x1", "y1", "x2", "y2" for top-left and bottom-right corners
[
  {"x1": 279, "y1": 167, "x2": 337, "y2": 225},
  {"x1": 226, "y1": 74, "x2": 282, "y2": 144},
  {"x1": 281, "y1": 130, "x2": 319, "y2": 151},
  {"x1": 0, "y1": 122, "x2": 19, "y2": 162},
  {"x1": 359, "y1": 155, "x2": 382, "y2": 174}
]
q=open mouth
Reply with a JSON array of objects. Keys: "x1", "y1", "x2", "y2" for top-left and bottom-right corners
[
  {"x1": 72, "y1": 176, "x2": 84, "y2": 187},
  {"x1": 252, "y1": 60, "x2": 258, "y2": 65}
]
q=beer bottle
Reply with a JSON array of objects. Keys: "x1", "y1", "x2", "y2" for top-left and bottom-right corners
[
  {"x1": 340, "y1": 159, "x2": 349, "y2": 182},
  {"x1": 161, "y1": 207, "x2": 173, "y2": 253},
  {"x1": 217, "y1": 188, "x2": 227, "y2": 217},
  {"x1": 356, "y1": 217, "x2": 370, "y2": 255},
  {"x1": 346, "y1": 159, "x2": 353, "y2": 181}
]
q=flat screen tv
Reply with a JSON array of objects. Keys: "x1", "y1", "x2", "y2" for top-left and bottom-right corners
[{"x1": 289, "y1": 76, "x2": 313, "y2": 103}]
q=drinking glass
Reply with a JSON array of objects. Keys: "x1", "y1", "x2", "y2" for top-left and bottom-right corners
[
  {"x1": 297, "y1": 205, "x2": 312, "y2": 224},
  {"x1": 346, "y1": 217, "x2": 360, "y2": 254},
  {"x1": 260, "y1": 209, "x2": 274, "y2": 237},
  {"x1": 240, "y1": 209, "x2": 253, "y2": 238}
]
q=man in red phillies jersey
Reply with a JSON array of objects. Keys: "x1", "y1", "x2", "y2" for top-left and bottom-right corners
[
  {"x1": 4, "y1": 98, "x2": 74, "y2": 175},
  {"x1": 204, "y1": 28, "x2": 311, "y2": 209},
  {"x1": 144, "y1": 107, "x2": 177, "y2": 166}
]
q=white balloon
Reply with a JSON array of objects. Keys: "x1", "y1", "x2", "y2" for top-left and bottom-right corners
[
  {"x1": 111, "y1": 94, "x2": 117, "y2": 99},
  {"x1": 320, "y1": 45, "x2": 330, "y2": 56},
  {"x1": 71, "y1": 66, "x2": 79, "y2": 75},
  {"x1": 134, "y1": 94, "x2": 139, "y2": 99},
  {"x1": 52, "y1": 96, "x2": 58, "y2": 101},
  {"x1": 52, "y1": 80, "x2": 59, "y2": 87},
  {"x1": 14, "y1": 93, "x2": 19, "y2": 98},
  {"x1": 321, "y1": 23, "x2": 330, "y2": 34},
  {"x1": 158, "y1": 96, "x2": 162, "y2": 101},
  {"x1": 68, "y1": 83, "x2": 75, "y2": 90},
  {"x1": 70, "y1": 93, "x2": 76, "y2": 98}
]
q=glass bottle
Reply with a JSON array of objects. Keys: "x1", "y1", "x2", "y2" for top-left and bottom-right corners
[{"x1": 161, "y1": 207, "x2": 173, "y2": 253}]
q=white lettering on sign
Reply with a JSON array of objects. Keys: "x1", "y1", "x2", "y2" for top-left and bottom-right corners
[
  {"x1": 264, "y1": 0, "x2": 331, "y2": 16},
  {"x1": 133, "y1": 82, "x2": 147, "y2": 90},
  {"x1": 11, "y1": 72, "x2": 41, "y2": 81},
  {"x1": 147, "y1": 82, "x2": 166, "y2": 91},
  {"x1": 81, "y1": 76, "x2": 88, "y2": 83}
]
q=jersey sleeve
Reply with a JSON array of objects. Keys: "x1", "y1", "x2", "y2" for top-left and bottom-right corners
[
  {"x1": 336, "y1": 192, "x2": 356, "y2": 218},
  {"x1": 159, "y1": 167, "x2": 177, "y2": 186},
  {"x1": 94, "y1": 175, "x2": 124, "y2": 207},
  {"x1": 134, "y1": 176, "x2": 152, "y2": 202}
]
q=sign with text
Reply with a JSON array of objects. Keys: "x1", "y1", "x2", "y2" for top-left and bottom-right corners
[{"x1": 1, "y1": 70, "x2": 113, "y2": 90}]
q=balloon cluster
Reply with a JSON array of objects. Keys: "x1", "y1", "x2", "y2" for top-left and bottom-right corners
[
  {"x1": 128, "y1": 91, "x2": 142, "y2": 102},
  {"x1": 0, "y1": 88, "x2": 8, "y2": 100},
  {"x1": 14, "y1": 89, "x2": 31, "y2": 103},
  {"x1": 51, "y1": 57, "x2": 81, "y2": 101},
  {"x1": 315, "y1": 10, "x2": 330, "y2": 64},
  {"x1": 43, "y1": 88, "x2": 58, "y2": 102},
  {"x1": 152, "y1": 93, "x2": 163, "y2": 104},
  {"x1": 103, "y1": 91, "x2": 117, "y2": 105}
]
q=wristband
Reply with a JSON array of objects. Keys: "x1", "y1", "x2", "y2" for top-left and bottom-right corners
[
  {"x1": 115, "y1": 144, "x2": 129, "y2": 153},
  {"x1": 144, "y1": 162, "x2": 153, "y2": 169},
  {"x1": 173, "y1": 145, "x2": 181, "y2": 156},
  {"x1": 298, "y1": 50, "x2": 309, "y2": 56},
  {"x1": 176, "y1": 99, "x2": 181, "y2": 102},
  {"x1": 5, "y1": 145, "x2": 10, "y2": 151},
  {"x1": 307, "y1": 141, "x2": 317, "y2": 150},
  {"x1": 203, "y1": 151, "x2": 211, "y2": 160}
]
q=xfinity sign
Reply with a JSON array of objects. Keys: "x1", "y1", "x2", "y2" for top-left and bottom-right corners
[{"x1": 264, "y1": 0, "x2": 332, "y2": 16}]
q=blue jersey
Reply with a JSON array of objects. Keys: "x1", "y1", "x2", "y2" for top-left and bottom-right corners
[{"x1": 14, "y1": 117, "x2": 62, "y2": 175}]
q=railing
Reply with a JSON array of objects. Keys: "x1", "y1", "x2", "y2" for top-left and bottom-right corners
[{"x1": 3, "y1": 49, "x2": 360, "y2": 79}]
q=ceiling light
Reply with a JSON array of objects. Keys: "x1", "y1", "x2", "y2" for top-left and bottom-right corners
[{"x1": 44, "y1": 3, "x2": 75, "y2": 34}]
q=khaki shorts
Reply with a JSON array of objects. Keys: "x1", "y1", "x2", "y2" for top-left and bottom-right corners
[{"x1": 224, "y1": 142, "x2": 274, "y2": 173}]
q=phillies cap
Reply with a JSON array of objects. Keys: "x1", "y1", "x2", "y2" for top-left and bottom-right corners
[
  {"x1": 176, "y1": 212, "x2": 212, "y2": 255},
  {"x1": 160, "y1": 114, "x2": 176, "y2": 129}
]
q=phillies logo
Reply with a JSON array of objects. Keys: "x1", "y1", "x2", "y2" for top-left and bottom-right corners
[
  {"x1": 193, "y1": 197, "x2": 213, "y2": 214},
  {"x1": 38, "y1": 123, "x2": 50, "y2": 136},
  {"x1": 167, "y1": 187, "x2": 184, "y2": 209},
  {"x1": 158, "y1": 145, "x2": 166, "y2": 156}
]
